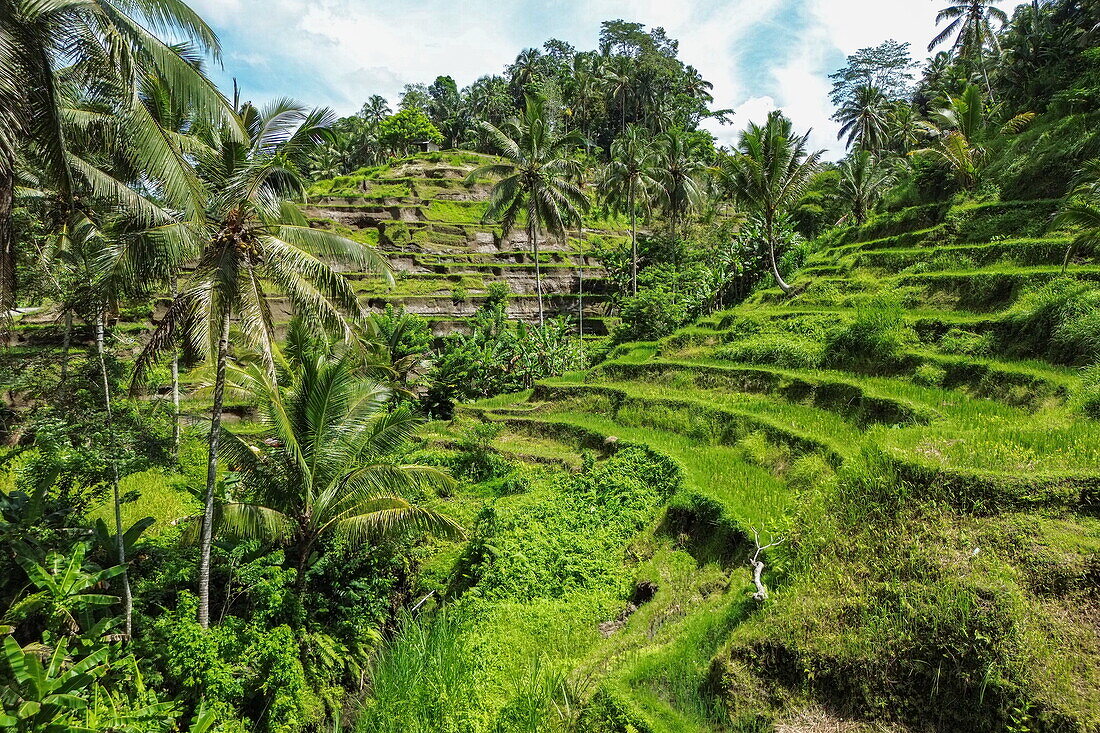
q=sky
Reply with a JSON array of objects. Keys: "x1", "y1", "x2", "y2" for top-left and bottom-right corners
[{"x1": 187, "y1": 0, "x2": 1021, "y2": 158}]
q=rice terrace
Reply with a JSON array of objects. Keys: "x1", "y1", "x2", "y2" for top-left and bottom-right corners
[{"x1": 2, "y1": 0, "x2": 1100, "y2": 730}]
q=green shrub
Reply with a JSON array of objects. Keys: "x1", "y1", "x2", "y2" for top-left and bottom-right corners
[
  {"x1": 913, "y1": 362, "x2": 947, "y2": 388},
  {"x1": 939, "y1": 328, "x2": 995, "y2": 357},
  {"x1": 615, "y1": 287, "x2": 689, "y2": 342},
  {"x1": 714, "y1": 335, "x2": 824, "y2": 368},
  {"x1": 1009, "y1": 277, "x2": 1100, "y2": 364},
  {"x1": 824, "y1": 296, "x2": 916, "y2": 369},
  {"x1": 1076, "y1": 365, "x2": 1100, "y2": 419}
]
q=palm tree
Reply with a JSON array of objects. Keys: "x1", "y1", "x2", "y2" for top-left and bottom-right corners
[
  {"x1": 359, "y1": 95, "x2": 392, "y2": 126},
  {"x1": 835, "y1": 85, "x2": 892, "y2": 152},
  {"x1": 928, "y1": 1, "x2": 1010, "y2": 97},
  {"x1": 602, "y1": 56, "x2": 633, "y2": 134},
  {"x1": 653, "y1": 130, "x2": 709, "y2": 241},
  {"x1": 468, "y1": 95, "x2": 588, "y2": 326},
  {"x1": 839, "y1": 152, "x2": 895, "y2": 224},
  {"x1": 1054, "y1": 159, "x2": 1100, "y2": 273},
  {"x1": 212, "y1": 327, "x2": 462, "y2": 594},
  {"x1": 0, "y1": 0, "x2": 237, "y2": 311},
  {"x1": 912, "y1": 85, "x2": 1034, "y2": 189},
  {"x1": 722, "y1": 112, "x2": 824, "y2": 295},
  {"x1": 602, "y1": 126, "x2": 659, "y2": 295},
  {"x1": 132, "y1": 98, "x2": 392, "y2": 629}
]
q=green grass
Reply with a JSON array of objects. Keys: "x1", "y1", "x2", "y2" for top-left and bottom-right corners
[{"x1": 85, "y1": 469, "x2": 198, "y2": 536}]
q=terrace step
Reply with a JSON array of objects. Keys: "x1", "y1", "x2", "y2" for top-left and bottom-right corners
[
  {"x1": 592, "y1": 358, "x2": 935, "y2": 428},
  {"x1": 530, "y1": 378, "x2": 857, "y2": 461},
  {"x1": 461, "y1": 402, "x2": 789, "y2": 530}
]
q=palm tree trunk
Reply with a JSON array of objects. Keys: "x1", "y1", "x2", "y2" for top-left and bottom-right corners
[
  {"x1": 767, "y1": 218, "x2": 793, "y2": 295},
  {"x1": 529, "y1": 202, "x2": 544, "y2": 327},
  {"x1": 170, "y1": 273, "x2": 180, "y2": 459},
  {"x1": 630, "y1": 187, "x2": 638, "y2": 296},
  {"x1": 96, "y1": 309, "x2": 132, "y2": 639},
  {"x1": 60, "y1": 310, "x2": 73, "y2": 386},
  {"x1": 1062, "y1": 243, "x2": 1075, "y2": 275},
  {"x1": 295, "y1": 538, "x2": 311, "y2": 596},
  {"x1": 575, "y1": 231, "x2": 583, "y2": 338},
  {"x1": 0, "y1": 168, "x2": 15, "y2": 313},
  {"x1": 198, "y1": 312, "x2": 231, "y2": 629}
]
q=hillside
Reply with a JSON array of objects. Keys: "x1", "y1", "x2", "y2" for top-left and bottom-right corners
[
  {"x1": 413, "y1": 197, "x2": 1100, "y2": 731},
  {"x1": 304, "y1": 151, "x2": 625, "y2": 336}
]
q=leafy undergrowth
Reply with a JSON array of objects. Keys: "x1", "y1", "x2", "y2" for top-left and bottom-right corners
[{"x1": 391, "y1": 197, "x2": 1100, "y2": 732}]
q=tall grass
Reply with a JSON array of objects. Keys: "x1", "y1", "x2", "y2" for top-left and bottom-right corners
[{"x1": 356, "y1": 611, "x2": 480, "y2": 733}]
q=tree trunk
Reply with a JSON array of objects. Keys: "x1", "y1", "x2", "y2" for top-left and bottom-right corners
[
  {"x1": 768, "y1": 227, "x2": 793, "y2": 296},
  {"x1": 0, "y1": 168, "x2": 15, "y2": 313},
  {"x1": 170, "y1": 274, "x2": 180, "y2": 459},
  {"x1": 294, "y1": 538, "x2": 311, "y2": 597},
  {"x1": 774, "y1": 234, "x2": 792, "y2": 290},
  {"x1": 60, "y1": 310, "x2": 73, "y2": 386},
  {"x1": 575, "y1": 231, "x2": 583, "y2": 338},
  {"x1": 96, "y1": 310, "x2": 132, "y2": 639},
  {"x1": 529, "y1": 202, "x2": 544, "y2": 328},
  {"x1": 198, "y1": 313, "x2": 231, "y2": 629},
  {"x1": 630, "y1": 187, "x2": 638, "y2": 296}
]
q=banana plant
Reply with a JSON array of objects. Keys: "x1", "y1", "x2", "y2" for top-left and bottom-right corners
[
  {"x1": 0, "y1": 636, "x2": 108, "y2": 732},
  {"x1": 6, "y1": 545, "x2": 121, "y2": 637},
  {"x1": 90, "y1": 517, "x2": 155, "y2": 567}
]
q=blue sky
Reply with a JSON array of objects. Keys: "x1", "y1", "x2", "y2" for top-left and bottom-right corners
[{"x1": 188, "y1": 0, "x2": 1020, "y2": 158}]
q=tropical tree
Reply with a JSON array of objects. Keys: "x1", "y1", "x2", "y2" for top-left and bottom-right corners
[
  {"x1": 722, "y1": 112, "x2": 824, "y2": 295},
  {"x1": 1054, "y1": 159, "x2": 1100, "y2": 273},
  {"x1": 834, "y1": 85, "x2": 893, "y2": 152},
  {"x1": 359, "y1": 95, "x2": 392, "y2": 126},
  {"x1": 912, "y1": 85, "x2": 1034, "y2": 189},
  {"x1": 928, "y1": 0, "x2": 1010, "y2": 96},
  {"x1": 653, "y1": 130, "x2": 709, "y2": 240},
  {"x1": 601, "y1": 126, "x2": 659, "y2": 294},
  {"x1": 0, "y1": 0, "x2": 237, "y2": 310},
  {"x1": 468, "y1": 95, "x2": 588, "y2": 326},
  {"x1": 132, "y1": 99, "x2": 391, "y2": 629},
  {"x1": 839, "y1": 152, "x2": 896, "y2": 224},
  {"x1": 212, "y1": 327, "x2": 462, "y2": 594}
]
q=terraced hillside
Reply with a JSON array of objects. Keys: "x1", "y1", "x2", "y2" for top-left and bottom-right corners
[
  {"x1": 418, "y1": 198, "x2": 1100, "y2": 731},
  {"x1": 305, "y1": 151, "x2": 628, "y2": 336}
]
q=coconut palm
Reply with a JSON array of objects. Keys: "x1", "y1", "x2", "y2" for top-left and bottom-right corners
[
  {"x1": 468, "y1": 95, "x2": 588, "y2": 326},
  {"x1": 0, "y1": 0, "x2": 238, "y2": 310},
  {"x1": 722, "y1": 112, "x2": 824, "y2": 295},
  {"x1": 212, "y1": 328, "x2": 462, "y2": 594},
  {"x1": 602, "y1": 56, "x2": 633, "y2": 134},
  {"x1": 928, "y1": 0, "x2": 1010, "y2": 96},
  {"x1": 1054, "y1": 159, "x2": 1100, "y2": 273},
  {"x1": 912, "y1": 85, "x2": 1034, "y2": 189},
  {"x1": 359, "y1": 95, "x2": 392, "y2": 126},
  {"x1": 835, "y1": 85, "x2": 893, "y2": 152},
  {"x1": 132, "y1": 98, "x2": 392, "y2": 628},
  {"x1": 839, "y1": 151, "x2": 895, "y2": 224},
  {"x1": 653, "y1": 130, "x2": 709, "y2": 241},
  {"x1": 601, "y1": 126, "x2": 659, "y2": 295}
]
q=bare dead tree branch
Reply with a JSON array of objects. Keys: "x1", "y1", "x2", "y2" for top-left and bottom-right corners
[{"x1": 749, "y1": 527, "x2": 785, "y2": 601}]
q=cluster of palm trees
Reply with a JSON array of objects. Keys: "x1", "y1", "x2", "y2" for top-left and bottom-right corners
[
  {"x1": 471, "y1": 95, "x2": 824, "y2": 313},
  {"x1": 824, "y1": 1, "x2": 1046, "y2": 222},
  {"x1": 1, "y1": 0, "x2": 457, "y2": 634}
]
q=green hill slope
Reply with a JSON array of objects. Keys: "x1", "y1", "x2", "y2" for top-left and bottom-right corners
[
  {"x1": 304, "y1": 151, "x2": 629, "y2": 336},
  {"x1": 417, "y1": 197, "x2": 1100, "y2": 732}
]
